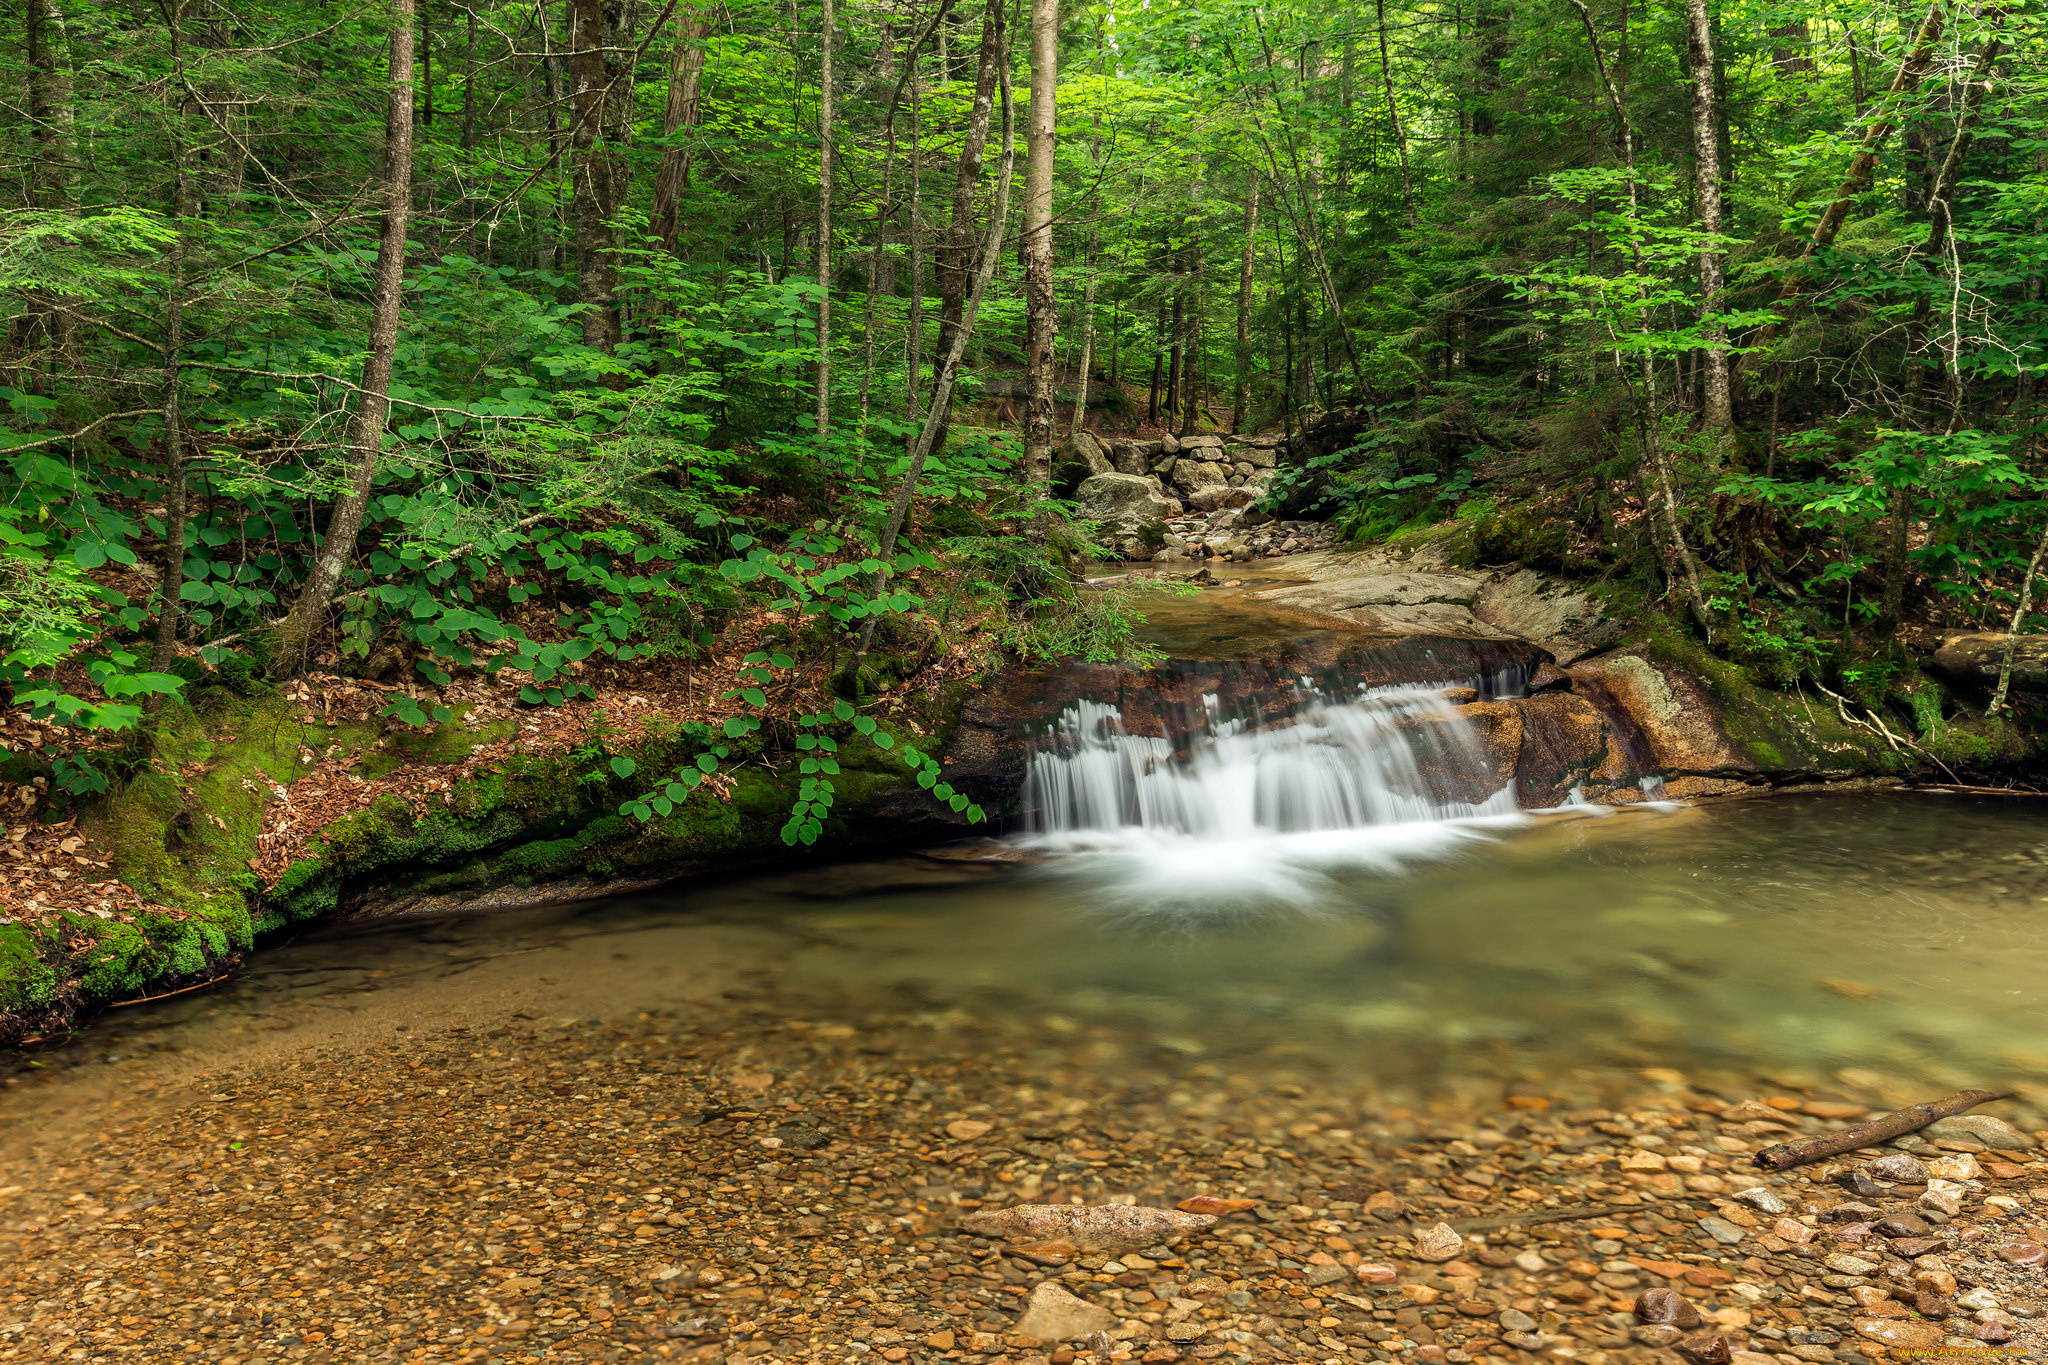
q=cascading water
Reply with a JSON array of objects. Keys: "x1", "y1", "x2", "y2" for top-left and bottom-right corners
[{"x1": 1015, "y1": 680, "x2": 1526, "y2": 909}]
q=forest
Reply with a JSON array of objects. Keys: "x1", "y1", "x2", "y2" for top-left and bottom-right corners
[{"x1": 0, "y1": 0, "x2": 2044, "y2": 881}]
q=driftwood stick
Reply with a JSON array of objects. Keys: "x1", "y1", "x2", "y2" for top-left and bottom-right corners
[{"x1": 1753, "y1": 1088, "x2": 2015, "y2": 1171}]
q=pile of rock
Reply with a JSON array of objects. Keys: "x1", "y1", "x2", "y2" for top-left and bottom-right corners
[{"x1": 1061, "y1": 430, "x2": 1339, "y2": 563}]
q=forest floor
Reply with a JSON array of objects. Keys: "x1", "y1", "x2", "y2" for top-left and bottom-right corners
[{"x1": 1, "y1": 960, "x2": 2045, "y2": 1365}]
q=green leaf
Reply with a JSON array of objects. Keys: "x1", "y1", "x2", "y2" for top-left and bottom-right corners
[
  {"x1": 831, "y1": 700, "x2": 855, "y2": 721},
  {"x1": 695, "y1": 753, "x2": 718, "y2": 773},
  {"x1": 722, "y1": 716, "x2": 754, "y2": 738},
  {"x1": 872, "y1": 732, "x2": 893, "y2": 749},
  {"x1": 610, "y1": 755, "x2": 637, "y2": 778}
]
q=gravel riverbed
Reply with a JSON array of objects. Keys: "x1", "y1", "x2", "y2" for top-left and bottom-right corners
[{"x1": 2, "y1": 989, "x2": 2046, "y2": 1365}]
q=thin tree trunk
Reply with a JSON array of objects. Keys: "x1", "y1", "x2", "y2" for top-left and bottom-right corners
[
  {"x1": 570, "y1": 0, "x2": 633, "y2": 351},
  {"x1": 1374, "y1": 0, "x2": 1414, "y2": 227},
  {"x1": 150, "y1": 0, "x2": 191, "y2": 690},
  {"x1": 905, "y1": 59, "x2": 924, "y2": 418},
  {"x1": 854, "y1": 41, "x2": 1017, "y2": 667},
  {"x1": 1882, "y1": 11, "x2": 2005, "y2": 633},
  {"x1": 1737, "y1": 0, "x2": 1948, "y2": 376},
  {"x1": 938, "y1": 1, "x2": 1002, "y2": 365},
  {"x1": 815, "y1": 0, "x2": 835, "y2": 447},
  {"x1": 1566, "y1": 0, "x2": 1712, "y2": 631},
  {"x1": 1021, "y1": 0, "x2": 1058, "y2": 529},
  {"x1": 1991, "y1": 519, "x2": 2048, "y2": 715},
  {"x1": 270, "y1": 0, "x2": 416, "y2": 674},
  {"x1": 1066, "y1": 234, "x2": 1098, "y2": 441},
  {"x1": 1231, "y1": 186, "x2": 1259, "y2": 431},
  {"x1": 649, "y1": 1, "x2": 708, "y2": 254},
  {"x1": 1685, "y1": 0, "x2": 1730, "y2": 430},
  {"x1": 16, "y1": 0, "x2": 80, "y2": 375}
]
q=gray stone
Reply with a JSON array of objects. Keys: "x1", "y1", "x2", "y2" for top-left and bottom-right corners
[
  {"x1": 1499, "y1": 1310, "x2": 1537, "y2": 1333},
  {"x1": 1074, "y1": 473, "x2": 1176, "y2": 545},
  {"x1": 1170, "y1": 459, "x2": 1230, "y2": 492},
  {"x1": 1924, "y1": 1115, "x2": 2038, "y2": 1150},
  {"x1": 1863, "y1": 1154, "x2": 1930, "y2": 1182},
  {"x1": 1159, "y1": 432, "x2": 1181, "y2": 455},
  {"x1": 1699, "y1": 1217, "x2": 1746, "y2": 1245},
  {"x1": 1824, "y1": 1253, "x2": 1879, "y2": 1276},
  {"x1": 1239, "y1": 443, "x2": 1277, "y2": 469},
  {"x1": 1733, "y1": 1188, "x2": 1789, "y2": 1216},
  {"x1": 1013, "y1": 1282, "x2": 1117, "y2": 1341}
]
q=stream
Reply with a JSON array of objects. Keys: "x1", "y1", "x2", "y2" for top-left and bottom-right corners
[{"x1": 8, "y1": 568, "x2": 2048, "y2": 1128}]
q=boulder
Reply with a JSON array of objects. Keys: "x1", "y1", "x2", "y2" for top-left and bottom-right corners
[
  {"x1": 1236, "y1": 443, "x2": 1278, "y2": 469},
  {"x1": 1159, "y1": 432, "x2": 1181, "y2": 455},
  {"x1": 1178, "y1": 433, "x2": 1224, "y2": 450},
  {"x1": 1074, "y1": 472, "x2": 1176, "y2": 546},
  {"x1": 1052, "y1": 431, "x2": 1114, "y2": 495},
  {"x1": 1170, "y1": 459, "x2": 1229, "y2": 493},
  {"x1": 1187, "y1": 485, "x2": 1256, "y2": 513},
  {"x1": 1931, "y1": 633, "x2": 2048, "y2": 692},
  {"x1": 1569, "y1": 653, "x2": 1747, "y2": 776},
  {"x1": 1106, "y1": 439, "x2": 1149, "y2": 477},
  {"x1": 1511, "y1": 692, "x2": 1618, "y2": 807},
  {"x1": 1151, "y1": 453, "x2": 1177, "y2": 478}
]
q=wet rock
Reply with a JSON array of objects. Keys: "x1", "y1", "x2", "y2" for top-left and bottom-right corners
[
  {"x1": 1974, "y1": 1321, "x2": 2016, "y2": 1343},
  {"x1": 1864, "y1": 1154, "x2": 1930, "y2": 1182},
  {"x1": 1875, "y1": 1213, "x2": 1931, "y2": 1239},
  {"x1": 1413, "y1": 1222, "x2": 1464, "y2": 1262},
  {"x1": 1836, "y1": 1167, "x2": 1888, "y2": 1199},
  {"x1": 1929, "y1": 632, "x2": 2048, "y2": 694},
  {"x1": 1917, "y1": 1293, "x2": 1952, "y2": 1319},
  {"x1": 1675, "y1": 1331, "x2": 1732, "y2": 1365},
  {"x1": 944, "y1": 1119, "x2": 991, "y2": 1141},
  {"x1": 1511, "y1": 692, "x2": 1618, "y2": 808},
  {"x1": 1821, "y1": 1202, "x2": 1882, "y2": 1223},
  {"x1": 1733, "y1": 1188, "x2": 1789, "y2": 1216},
  {"x1": 1957, "y1": 1290, "x2": 2001, "y2": 1313},
  {"x1": 1825, "y1": 1253, "x2": 1879, "y2": 1276},
  {"x1": 1919, "y1": 1188, "x2": 1963, "y2": 1217},
  {"x1": 1926, "y1": 1154, "x2": 1982, "y2": 1181},
  {"x1": 1499, "y1": 1309, "x2": 1537, "y2": 1332},
  {"x1": 1855, "y1": 1318, "x2": 1944, "y2": 1350},
  {"x1": 1013, "y1": 1282, "x2": 1117, "y2": 1341},
  {"x1": 1997, "y1": 1241, "x2": 2047, "y2": 1266},
  {"x1": 1771, "y1": 1218, "x2": 1814, "y2": 1244},
  {"x1": 1354, "y1": 1264, "x2": 1398, "y2": 1285},
  {"x1": 1891, "y1": 1238, "x2": 1943, "y2": 1257},
  {"x1": 1699, "y1": 1217, "x2": 1746, "y2": 1246},
  {"x1": 1074, "y1": 473, "x2": 1176, "y2": 545},
  {"x1": 1923, "y1": 1115, "x2": 2038, "y2": 1150},
  {"x1": 959, "y1": 1203, "x2": 1215, "y2": 1252},
  {"x1": 1631, "y1": 1325, "x2": 1685, "y2": 1348},
  {"x1": 1634, "y1": 1289, "x2": 1703, "y2": 1328},
  {"x1": 1011, "y1": 1241, "x2": 1077, "y2": 1266},
  {"x1": 1176, "y1": 1195, "x2": 1257, "y2": 1215}
]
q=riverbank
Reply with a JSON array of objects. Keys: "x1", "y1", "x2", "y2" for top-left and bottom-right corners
[{"x1": 3, "y1": 942, "x2": 2045, "y2": 1365}]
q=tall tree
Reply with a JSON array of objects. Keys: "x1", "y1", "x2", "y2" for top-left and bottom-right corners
[
  {"x1": 1685, "y1": 0, "x2": 1730, "y2": 430},
  {"x1": 815, "y1": 0, "x2": 835, "y2": 446},
  {"x1": 569, "y1": 0, "x2": 635, "y2": 351},
  {"x1": 1021, "y1": 0, "x2": 1059, "y2": 518},
  {"x1": 1232, "y1": 185, "x2": 1260, "y2": 430},
  {"x1": 937, "y1": 2, "x2": 1003, "y2": 366},
  {"x1": 270, "y1": 0, "x2": 418, "y2": 673},
  {"x1": 649, "y1": 1, "x2": 709, "y2": 255}
]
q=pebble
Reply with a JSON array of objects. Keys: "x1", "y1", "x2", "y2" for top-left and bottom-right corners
[
  {"x1": 1863, "y1": 1154, "x2": 1930, "y2": 1182},
  {"x1": 1699, "y1": 1217, "x2": 1746, "y2": 1245},
  {"x1": 1876, "y1": 1212, "x2": 1932, "y2": 1238},
  {"x1": 1013, "y1": 1281, "x2": 1117, "y2": 1340},
  {"x1": 1925, "y1": 1115, "x2": 2039, "y2": 1150},
  {"x1": 1675, "y1": 1331, "x2": 1733, "y2": 1364},
  {"x1": 1498, "y1": 1308, "x2": 1537, "y2": 1332},
  {"x1": 1825, "y1": 1252, "x2": 1880, "y2": 1275},
  {"x1": 1733, "y1": 1188, "x2": 1789, "y2": 1215},
  {"x1": 1997, "y1": 1240, "x2": 2047, "y2": 1265},
  {"x1": 1413, "y1": 1221, "x2": 1464, "y2": 1262},
  {"x1": 1854, "y1": 1318, "x2": 1945, "y2": 1349},
  {"x1": 1928, "y1": 1154, "x2": 1984, "y2": 1181},
  {"x1": 1771, "y1": 1217, "x2": 1813, "y2": 1244},
  {"x1": 1632, "y1": 1324, "x2": 1686, "y2": 1347}
]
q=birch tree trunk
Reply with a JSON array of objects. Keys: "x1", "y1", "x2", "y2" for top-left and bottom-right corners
[
  {"x1": 271, "y1": 0, "x2": 416, "y2": 675},
  {"x1": 1021, "y1": 0, "x2": 1058, "y2": 527},
  {"x1": 1685, "y1": 0, "x2": 1731, "y2": 430}
]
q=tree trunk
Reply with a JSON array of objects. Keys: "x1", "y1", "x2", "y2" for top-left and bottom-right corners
[
  {"x1": 815, "y1": 0, "x2": 835, "y2": 447},
  {"x1": 16, "y1": 0, "x2": 80, "y2": 375},
  {"x1": 270, "y1": 0, "x2": 416, "y2": 675},
  {"x1": 853, "y1": 42, "x2": 1017, "y2": 668},
  {"x1": 1566, "y1": 0, "x2": 1713, "y2": 631},
  {"x1": 151, "y1": 2, "x2": 192, "y2": 690},
  {"x1": 570, "y1": 0, "x2": 634, "y2": 351},
  {"x1": 1685, "y1": 0, "x2": 1730, "y2": 430},
  {"x1": 649, "y1": 1, "x2": 709, "y2": 255},
  {"x1": 937, "y1": 1, "x2": 1002, "y2": 366},
  {"x1": 1021, "y1": 0, "x2": 1057, "y2": 530},
  {"x1": 1374, "y1": 0, "x2": 1414, "y2": 227},
  {"x1": 1737, "y1": 0, "x2": 1947, "y2": 377},
  {"x1": 1231, "y1": 186, "x2": 1259, "y2": 431}
]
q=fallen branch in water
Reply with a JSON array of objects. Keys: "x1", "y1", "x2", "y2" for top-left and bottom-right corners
[
  {"x1": 1752, "y1": 1088, "x2": 2014, "y2": 1171},
  {"x1": 1810, "y1": 681, "x2": 1960, "y2": 783}
]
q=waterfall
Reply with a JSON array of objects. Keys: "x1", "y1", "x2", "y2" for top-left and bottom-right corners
[{"x1": 1022, "y1": 685, "x2": 1518, "y2": 839}]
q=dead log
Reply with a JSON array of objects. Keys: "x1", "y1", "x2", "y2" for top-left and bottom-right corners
[{"x1": 1752, "y1": 1089, "x2": 2015, "y2": 1171}]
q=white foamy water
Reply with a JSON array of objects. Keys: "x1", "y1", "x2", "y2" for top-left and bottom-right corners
[{"x1": 1015, "y1": 685, "x2": 1525, "y2": 908}]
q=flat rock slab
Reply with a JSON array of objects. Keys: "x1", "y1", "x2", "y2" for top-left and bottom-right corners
[
  {"x1": 1327, "y1": 602, "x2": 1515, "y2": 639},
  {"x1": 1254, "y1": 571, "x2": 1486, "y2": 613}
]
